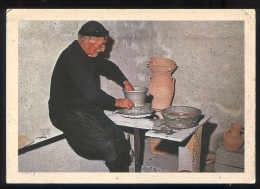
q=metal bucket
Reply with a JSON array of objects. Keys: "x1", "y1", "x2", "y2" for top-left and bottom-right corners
[
  {"x1": 123, "y1": 86, "x2": 148, "y2": 107},
  {"x1": 161, "y1": 106, "x2": 202, "y2": 129}
]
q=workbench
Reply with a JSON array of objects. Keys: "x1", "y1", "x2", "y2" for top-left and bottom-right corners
[{"x1": 106, "y1": 111, "x2": 211, "y2": 172}]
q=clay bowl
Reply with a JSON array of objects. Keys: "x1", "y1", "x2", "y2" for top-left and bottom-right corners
[
  {"x1": 150, "y1": 60, "x2": 174, "y2": 64},
  {"x1": 161, "y1": 106, "x2": 202, "y2": 129},
  {"x1": 148, "y1": 61, "x2": 176, "y2": 67},
  {"x1": 147, "y1": 61, "x2": 176, "y2": 66},
  {"x1": 148, "y1": 64, "x2": 176, "y2": 75},
  {"x1": 150, "y1": 57, "x2": 174, "y2": 62},
  {"x1": 147, "y1": 60, "x2": 176, "y2": 66},
  {"x1": 123, "y1": 86, "x2": 148, "y2": 107}
]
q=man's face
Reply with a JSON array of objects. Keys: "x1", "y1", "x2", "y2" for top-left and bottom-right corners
[{"x1": 84, "y1": 36, "x2": 108, "y2": 57}]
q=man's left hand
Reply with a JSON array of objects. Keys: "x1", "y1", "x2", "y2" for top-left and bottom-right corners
[{"x1": 123, "y1": 80, "x2": 134, "y2": 91}]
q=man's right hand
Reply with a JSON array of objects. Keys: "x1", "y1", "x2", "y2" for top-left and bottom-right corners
[{"x1": 115, "y1": 98, "x2": 134, "y2": 109}]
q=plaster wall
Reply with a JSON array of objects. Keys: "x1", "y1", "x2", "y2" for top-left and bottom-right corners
[
  {"x1": 152, "y1": 21, "x2": 244, "y2": 151},
  {"x1": 18, "y1": 20, "x2": 244, "y2": 171}
]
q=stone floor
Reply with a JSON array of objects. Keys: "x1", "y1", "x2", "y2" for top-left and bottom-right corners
[
  {"x1": 204, "y1": 163, "x2": 215, "y2": 172},
  {"x1": 129, "y1": 137, "x2": 216, "y2": 172},
  {"x1": 19, "y1": 132, "x2": 216, "y2": 172}
]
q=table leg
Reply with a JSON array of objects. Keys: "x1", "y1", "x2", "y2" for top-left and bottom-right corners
[
  {"x1": 134, "y1": 128, "x2": 141, "y2": 172},
  {"x1": 178, "y1": 126, "x2": 203, "y2": 172}
]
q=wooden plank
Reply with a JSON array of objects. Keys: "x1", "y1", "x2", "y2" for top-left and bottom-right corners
[
  {"x1": 216, "y1": 147, "x2": 244, "y2": 168},
  {"x1": 195, "y1": 126, "x2": 203, "y2": 171},
  {"x1": 134, "y1": 128, "x2": 141, "y2": 172},
  {"x1": 145, "y1": 126, "x2": 198, "y2": 142},
  {"x1": 178, "y1": 146, "x2": 193, "y2": 172},
  {"x1": 18, "y1": 130, "x2": 63, "y2": 150},
  {"x1": 191, "y1": 126, "x2": 202, "y2": 171},
  {"x1": 18, "y1": 134, "x2": 65, "y2": 155},
  {"x1": 177, "y1": 117, "x2": 212, "y2": 172},
  {"x1": 145, "y1": 116, "x2": 211, "y2": 142},
  {"x1": 178, "y1": 125, "x2": 203, "y2": 172},
  {"x1": 215, "y1": 163, "x2": 244, "y2": 172}
]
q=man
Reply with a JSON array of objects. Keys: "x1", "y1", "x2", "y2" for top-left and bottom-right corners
[{"x1": 48, "y1": 21, "x2": 134, "y2": 172}]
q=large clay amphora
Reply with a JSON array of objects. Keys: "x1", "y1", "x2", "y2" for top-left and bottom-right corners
[
  {"x1": 148, "y1": 75, "x2": 174, "y2": 92},
  {"x1": 223, "y1": 123, "x2": 244, "y2": 152},
  {"x1": 148, "y1": 75, "x2": 175, "y2": 110}
]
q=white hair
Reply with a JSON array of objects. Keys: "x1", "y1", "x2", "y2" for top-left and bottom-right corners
[{"x1": 78, "y1": 34, "x2": 85, "y2": 41}]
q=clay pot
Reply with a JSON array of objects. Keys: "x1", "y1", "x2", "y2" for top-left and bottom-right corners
[
  {"x1": 150, "y1": 60, "x2": 174, "y2": 65},
  {"x1": 148, "y1": 62, "x2": 176, "y2": 69},
  {"x1": 148, "y1": 76, "x2": 175, "y2": 110},
  {"x1": 123, "y1": 86, "x2": 148, "y2": 107},
  {"x1": 147, "y1": 59, "x2": 177, "y2": 75},
  {"x1": 150, "y1": 57, "x2": 174, "y2": 63},
  {"x1": 147, "y1": 60, "x2": 175, "y2": 65},
  {"x1": 223, "y1": 123, "x2": 244, "y2": 152},
  {"x1": 145, "y1": 56, "x2": 177, "y2": 155}
]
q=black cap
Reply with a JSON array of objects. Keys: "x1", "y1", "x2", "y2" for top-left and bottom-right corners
[{"x1": 78, "y1": 21, "x2": 109, "y2": 37}]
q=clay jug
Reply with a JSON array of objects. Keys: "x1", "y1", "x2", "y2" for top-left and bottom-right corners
[
  {"x1": 145, "y1": 57, "x2": 177, "y2": 156},
  {"x1": 151, "y1": 90, "x2": 174, "y2": 109},
  {"x1": 148, "y1": 76, "x2": 175, "y2": 110},
  {"x1": 223, "y1": 123, "x2": 244, "y2": 152},
  {"x1": 148, "y1": 75, "x2": 174, "y2": 92}
]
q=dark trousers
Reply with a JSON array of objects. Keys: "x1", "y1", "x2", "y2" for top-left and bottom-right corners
[{"x1": 49, "y1": 106, "x2": 131, "y2": 172}]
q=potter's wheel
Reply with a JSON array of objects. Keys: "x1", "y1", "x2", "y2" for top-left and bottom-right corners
[{"x1": 117, "y1": 103, "x2": 154, "y2": 118}]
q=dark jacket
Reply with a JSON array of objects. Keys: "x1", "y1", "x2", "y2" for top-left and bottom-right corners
[{"x1": 49, "y1": 40, "x2": 127, "y2": 109}]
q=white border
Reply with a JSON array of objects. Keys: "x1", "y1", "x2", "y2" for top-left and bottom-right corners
[{"x1": 6, "y1": 9, "x2": 256, "y2": 184}]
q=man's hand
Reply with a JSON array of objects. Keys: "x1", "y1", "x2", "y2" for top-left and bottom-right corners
[
  {"x1": 115, "y1": 98, "x2": 134, "y2": 109},
  {"x1": 123, "y1": 80, "x2": 134, "y2": 91}
]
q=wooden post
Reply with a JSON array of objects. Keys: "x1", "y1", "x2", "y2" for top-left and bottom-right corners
[
  {"x1": 178, "y1": 126, "x2": 203, "y2": 172},
  {"x1": 177, "y1": 116, "x2": 212, "y2": 172},
  {"x1": 134, "y1": 128, "x2": 141, "y2": 172}
]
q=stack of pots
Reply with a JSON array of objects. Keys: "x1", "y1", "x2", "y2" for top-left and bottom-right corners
[
  {"x1": 147, "y1": 57, "x2": 177, "y2": 111},
  {"x1": 146, "y1": 57, "x2": 177, "y2": 155}
]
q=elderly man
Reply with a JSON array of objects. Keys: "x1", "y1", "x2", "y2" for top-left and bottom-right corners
[{"x1": 48, "y1": 21, "x2": 134, "y2": 172}]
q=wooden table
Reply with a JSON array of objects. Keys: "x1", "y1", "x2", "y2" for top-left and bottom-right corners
[{"x1": 106, "y1": 111, "x2": 211, "y2": 172}]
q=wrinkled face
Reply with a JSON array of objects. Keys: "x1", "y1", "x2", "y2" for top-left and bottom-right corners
[{"x1": 83, "y1": 36, "x2": 108, "y2": 57}]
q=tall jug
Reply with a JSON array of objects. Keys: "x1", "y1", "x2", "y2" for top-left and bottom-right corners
[{"x1": 148, "y1": 75, "x2": 175, "y2": 110}]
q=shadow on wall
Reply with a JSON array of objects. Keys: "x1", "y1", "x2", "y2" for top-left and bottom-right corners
[
  {"x1": 97, "y1": 36, "x2": 120, "y2": 113},
  {"x1": 100, "y1": 36, "x2": 115, "y2": 59}
]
